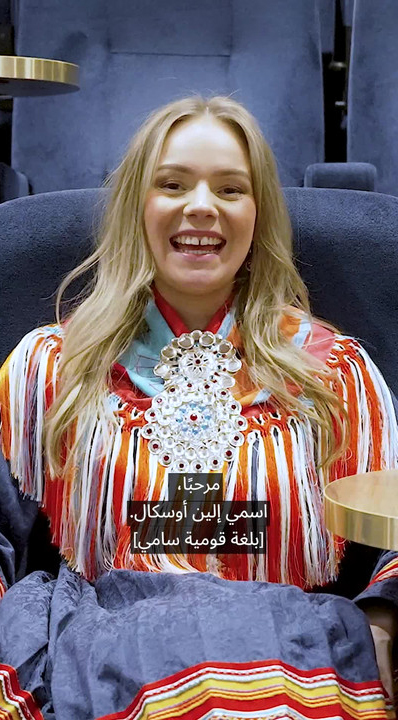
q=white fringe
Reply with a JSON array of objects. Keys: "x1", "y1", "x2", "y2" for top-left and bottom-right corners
[
  {"x1": 269, "y1": 425, "x2": 291, "y2": 584},
  {"x1": 103, "y1": 422, "x2": 123, "y2": 568},
  {"x1": 121, "y1": 427, "x2": 140, "y2": 526},
  {"x1": 290, "y1": 417, "x2": 329, "y2": 586},
  {"x1": 8, "y1": 325, "x2": 61, "y2": 501},
  {"x1": 6, "y1": 326, "x2": 398, "y2": 583}
]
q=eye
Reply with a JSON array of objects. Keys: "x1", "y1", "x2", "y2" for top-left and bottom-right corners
[
  {"x1": 220, "y1": 186, "x2": 244, "y2": 196},
  {"x1": 158, "y1": 181, "x2": 183, "y2": 192}
]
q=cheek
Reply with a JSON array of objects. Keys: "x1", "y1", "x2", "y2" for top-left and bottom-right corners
[
  {"x1": 144, "y1": 196, "x2": 175, "y2": 238},
  {"x1": 143, "y1": 196, "x2": 158, "y2": 237},
  {"x1": 246, "y1": 201, "x2": 257, "y2": 230},
  {"x1": 233, "y1": 210, "x2": 256, "y2": 246}
]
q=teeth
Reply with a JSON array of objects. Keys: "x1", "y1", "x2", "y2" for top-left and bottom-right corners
[
  {"x1": 181, "y1": 249, "x2": 217, "y2": 254},
  {"x1": 173, "y1": 235, "x2": 223, "y2": 246},
  {"x1": 200, "y1": 237, "x2": 222, "y2": 246}
]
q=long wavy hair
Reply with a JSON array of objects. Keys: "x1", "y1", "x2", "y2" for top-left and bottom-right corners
[{"x1": 44, "y1": 95, "x2": 347, "y2": 479}]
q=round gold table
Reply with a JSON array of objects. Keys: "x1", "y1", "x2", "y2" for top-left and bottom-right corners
[
  {"x1": 324, "y1": 469, "x2": 398, "y2": 550},
  {"x1": 0, "y1": 56, "x2": 79, "y2": 96}
]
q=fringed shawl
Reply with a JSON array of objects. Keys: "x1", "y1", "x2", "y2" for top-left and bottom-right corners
[{"x1": 1, "y1": 301, "x2": 397, "y2": 585}]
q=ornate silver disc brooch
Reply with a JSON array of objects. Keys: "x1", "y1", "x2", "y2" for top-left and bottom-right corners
[{"x1": 140, "y1": 330, "x2": 248, "y2": 472}]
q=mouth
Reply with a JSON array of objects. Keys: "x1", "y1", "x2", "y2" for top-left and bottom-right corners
[{"x1": 169, "y1": 235, "x2": 226, "y2": 256}]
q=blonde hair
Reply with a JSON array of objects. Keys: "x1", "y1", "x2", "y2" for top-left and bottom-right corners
[{"x1": 45, "y1": 95, "x2": 347, "y2": 479}]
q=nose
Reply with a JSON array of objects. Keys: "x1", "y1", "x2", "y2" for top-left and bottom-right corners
[{"x1": 182, "y1": 181, "x2": 219, "y2": 219}]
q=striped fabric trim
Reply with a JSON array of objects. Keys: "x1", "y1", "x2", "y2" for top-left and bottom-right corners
[
  {"x1": 95, "y1": 660, "x2": 393, "y2": 720},
  {"x1": 0, "y1": 664, "x2": 44, "y2": 720},
  {"x1": 368, "y1": 557, "x2": 398, "y2": 587}
]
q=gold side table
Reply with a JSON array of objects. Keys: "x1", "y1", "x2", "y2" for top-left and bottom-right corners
[
  {"x1": 0, "y1": 56, "x2": 79, "y2": 96},
  {"x1": 324, "y1": 470, "x2": 398, "y2": 550}
]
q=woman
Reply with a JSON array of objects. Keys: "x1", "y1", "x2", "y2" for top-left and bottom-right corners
[{"x1": 0, "y1": 95, "x2": 397, "y2": 720}]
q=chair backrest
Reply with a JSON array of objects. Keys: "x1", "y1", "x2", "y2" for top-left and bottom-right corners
[
  {"x1": 341, "y1": 0, "x2": 354, "y2": 27},
  {"x1": 12, "y1": 0, "x2": 324, "y2": 192},
  {"x1": 348, "y1": 0, "x2": 398, "y2": 195},
  {"x1": 1, "y1": 187, "x2": 397, "y2": 394},
  {"x1": 319, "y1": 0, "x2": 336, "y2": 54}
]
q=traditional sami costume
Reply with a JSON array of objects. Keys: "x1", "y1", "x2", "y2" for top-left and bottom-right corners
[{"x1": 0, "y1": 289, "x2": 398, "y2": 720}]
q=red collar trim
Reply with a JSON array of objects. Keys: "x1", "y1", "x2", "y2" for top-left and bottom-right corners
[{"x1": 152, "y1": 286, "x2": 235, "y2": 336}]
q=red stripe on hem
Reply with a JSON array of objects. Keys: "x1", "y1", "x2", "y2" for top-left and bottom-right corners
[
  {"x1": 93, "y1": 659, "x2": 389, "y2": 720},
  {"x1": 368, "y1": 558, "x2": 398, "y2": 587},
  {"x1": 0, "y1": 577, "x2": 6, "y2": 600},
  {"x1": 0, "y1": 663, "x2": 44, "y2": 720}
]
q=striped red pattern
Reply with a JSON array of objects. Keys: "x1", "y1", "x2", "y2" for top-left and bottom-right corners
[
  {"x1": 0, "y1": 664, "x2": 44, "y2": 720},
  {"x1": 95, "y1": 660, "x2": 393, "y2": 720},
  {"x1": 368, "y1": 557, "x2": 398, "y2": 587},
  {"x1": 0, "y1": 577, "x2": 6, "y2": 600}
]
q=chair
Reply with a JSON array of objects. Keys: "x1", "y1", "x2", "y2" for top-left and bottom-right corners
[
  {"x1": 0, "y1": 187, "x2": 397, "y2": 396},
  {"x1": 347, "y1": 0, "x2": 398, "y2": 195},
  {"x1": 319, "y1": 0, "x2": 336, "y2": 55},
  {"x1": 11, "y1": 0, "x2": 324, "y2": 193},
  {"x1": 0, "y1": 0, "x2": 30, "y2": 202},
  {"x1": 304, "y1": 162, "x2": 377, "y2": 191}
]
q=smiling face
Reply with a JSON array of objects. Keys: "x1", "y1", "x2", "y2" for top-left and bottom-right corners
[{"x1": 144, "y1": 116, "x2": 257, "y2": 308}]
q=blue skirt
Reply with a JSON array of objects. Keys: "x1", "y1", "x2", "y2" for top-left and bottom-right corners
[{"x1": 0, "y1": 563, "x2": 391, "y2": 720}]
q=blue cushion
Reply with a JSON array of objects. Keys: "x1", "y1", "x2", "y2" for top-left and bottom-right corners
[{"x1": 304, "y1": 162, "x2": 377, "y2": 191}]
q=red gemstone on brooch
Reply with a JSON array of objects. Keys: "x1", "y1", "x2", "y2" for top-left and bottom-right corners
[{"x1": 190, "y1": 414, "x2": 198, "y2": 422}]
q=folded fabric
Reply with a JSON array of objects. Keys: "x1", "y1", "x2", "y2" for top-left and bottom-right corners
[{"x1": 0, "y1": 564, "x2": 391, "y2": 720}]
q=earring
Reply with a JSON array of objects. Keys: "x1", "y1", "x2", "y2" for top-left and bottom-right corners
[{"x1": 245, "y1": 251, "x2": 252, "y2": 272}]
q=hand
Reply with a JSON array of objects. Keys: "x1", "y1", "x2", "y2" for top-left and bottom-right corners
[
  {"x1": 360, "y1": 601, "x2": 397, "y2": 708},
  {"x1": 369, "y1": 623, "x2": 394, "y2": 702}
]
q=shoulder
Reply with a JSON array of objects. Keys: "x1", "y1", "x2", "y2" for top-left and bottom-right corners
[
  {"x1": 281, "y1": 307, "x2": 343, "y2": 363},
  {"x1": 1, "y1": 323, "x2": 64, "y2": 376},
  {"x1": 0, "y1": 323, "x2": 64, "y2": 471},
  {"x1": 12, "y1": 323, "x2": 64, "y2": 353},
  {"x1": 307, "y1": 326, "x2": 395, "y2": 418},
  {"x1": 282, "y1": 310, "x2": 391, "y2": 393},
  {"x1": 0, "y1": 323, "x2": 64, "y2": 414},
  {"x1": 281, "y1": 308, "x2": 369, "y2": 367}
]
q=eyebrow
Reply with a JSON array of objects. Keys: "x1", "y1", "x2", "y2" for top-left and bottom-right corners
[{"x1": 156, "y1": 163, "x2": 251, "y2": 181}]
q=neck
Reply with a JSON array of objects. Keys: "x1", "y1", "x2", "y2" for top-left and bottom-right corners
[{"x1": 153, "y1": 282, "x2": 234, "y2": 331}]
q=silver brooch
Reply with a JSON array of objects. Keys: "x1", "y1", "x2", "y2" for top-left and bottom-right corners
[{"x1": 140, "y1": 330, "x2": 248, "y2": 472}]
